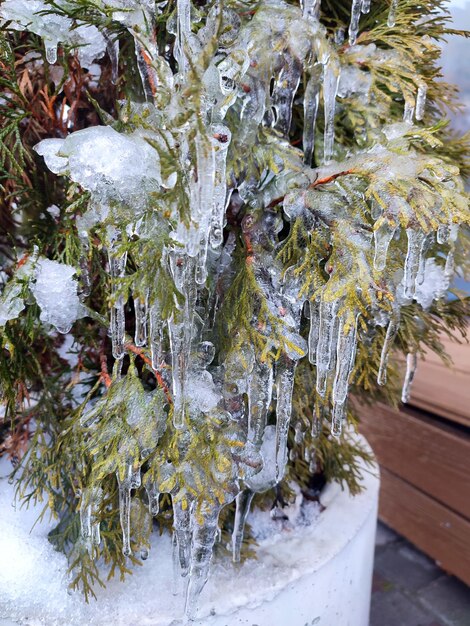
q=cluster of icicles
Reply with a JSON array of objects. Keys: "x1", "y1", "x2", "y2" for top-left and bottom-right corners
[{"x1": 20, "y1": 0, "x2": 462, "y2": 620}]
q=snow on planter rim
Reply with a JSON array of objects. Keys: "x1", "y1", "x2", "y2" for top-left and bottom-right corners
[{"x1": 0, "y1": 435, "x2": 378, "y2": 626}]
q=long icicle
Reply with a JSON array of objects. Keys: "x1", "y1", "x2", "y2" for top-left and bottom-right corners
[
  {"x1": 401, "y1": 351, "x2": 417, "y2": 403},
  {"x1": 331, "y1": 315, "x2": 358, "y2": 436},
  {"x1": 231, "y1": 490, "x2": 255, "y2": 563},
  {"x1": 323, "y1": 57, "x2": 340, "y2": 163},
  {"x1": 316, "y1": 298, "x2": 339, "y2": 395},
  {"x1": 377, "y1": 316, "x2": 400, "y2": 385},
  {"x1": 108, "y1": 240, "x2": 127, "y2": 361},
  {"x1": 303, "y1": 64, "x2": 322, "y2": 166},
  {"x1": 349, "y1": 0, "x2": 363, "y2": 46},
  {"x1": 275, "y1": 359, "x2": 296, "y2": 481}
]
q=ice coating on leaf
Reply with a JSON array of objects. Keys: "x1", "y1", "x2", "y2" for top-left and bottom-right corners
[
  {"x1": 11, "y1": 0, "x2": 470, "y2": 619},
  {"x1": 0, "y1": 0, "x2": 106, "y2": 69},
  {"x1": 31, "y1": 258, "x2": 84, "y2": 333},
  {"x1": 415, "y1": 258, "x2": 450, "y2": 309},
  {"x1": 35, "y1": 127, "x2": 164, "y2": 210},
  {"x1": 0, "y1": 282, "x2": 25, "y2": 327}
]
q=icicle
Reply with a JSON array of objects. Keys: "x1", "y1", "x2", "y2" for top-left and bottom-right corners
[
  {"x1": 415, "y1": 82, "x2": 427, "y2": 121},
  {"x1": 437, "y1": 223, "x2": 450, "y2": 244},
  {"x1": 247, "y1": 362, "x2": 274, "y2": 447},
  {"x1": 117, "y1": 464, "x2": 141, "y2": 556},
  {"x1": 80, "y1": 497, "x2": 93, "y2": 541},
  {"x1": 185, "y1": 505, "x2": 221, "y2": 621},
  {"x1": 134, "y1": 291, "x2": 149, "y2": 347},
  {"x1": 404, "y1": 228, "x2": 425, "y2": 299},
  {"x1": 303, "y1": 64, "x2": 322, "y2": 166},
  {"x1": 312, "y1": 403, "x2": 323, "y2": 437},
  {"x1": 149, "y1": 302, "x2": 164, "y2": 371},
  {"x1": 377, "y1": 316, "x2": 400, "y2": 385},
  {"x1": 331, "y1": 401, "x2": 345, "y2": 438},
  {"x1": 387, "y1": 0, "x2": 398, "y2": 27},
  {"x1": 294, "y1": 422, "x2": 304, "y2": 444},
  {"x1": 232, "y1": 490, "x2": 255, "y2": 563},
  {"x1": 302, "y1": 0, "x2": 321, "y2": 21},
  {"x1": 209, "y1": 124, "x2": 231, "y2": 250},
  {"x1": 134, "y1": 39, "x2": 159, "y2": 101},
  {"x1": 168, "y1": 254, "x2": 196, "y2": 428},
  {"x1": 173, "y1": 497, "x2": 193, "y2": 577},
  {"x1": 80, "y1": 487, "x2": 102, "y2": 546},
  {"x1": 445, "y1": 248, "x2": 455, "y2": 279},
  {"x1": 145, "y1": 481, "x2": 160, "y2": 516},
  {"x1": 194, "y1": 134, "x2": 216, "y2": 285},
  {"x1": 331, "y1": 316, "x2": 357, "y2": 437},
  {"x1": 403, "y1": 101, "x2": 414, "y2": 124},
  {"x1": 45, "y1": 41, "x2": 58, "y2": 64},
  {"x1": 401, "y1": 351, "x2": 417, "y2": 403},
  {"x1": 272, "y1": 56, "x2": 302, "y2": 136},
  {"x1": 444, "y1": 224, "x2": 459, "y2": 279},
  {"x1": 323, "y1": 58, "x2": 340, "y2": 163},
  {"x1": 349, "y1": 0, "x2": 363, "y2": 46},
  {"x1": 175, "y1": 0, "x2": 191, "y2": 77},
  {"x1": 361, "y1": 0, "x2": 371, "y2": 13},
  {"x1": 78, "y1": 240, "x2": 91, "y2": 299},
  {"x1": 373, "y1": 220, "x2": 396, "y2": 271},
  {"x1": 108, "y1": 243, "x2": 127, "y2": 361},
  {"x1": 104, "y1": 30, "x2": 119, "y2": 85},
  {"x1": 168, "y1": 318, "x2": 190, "y2": 428},
  {"x1": 416, "y1": 235, "x2": 432, "y2": 287},
  {"x1": 316, "y1": 298, "x2": 339, "y2": 396},
  {"x1": 172, "y1": 533, "x2": 182, "y2": 595},
  {"x1": 332, "y1": 316, "x2": 358, "y2": 406},
  {"x1": 308, "y1": 299, "x2": 320, "y2": 364},
  {"x1": 275, "y1": 360, "x2": 296, "y2": 481}
]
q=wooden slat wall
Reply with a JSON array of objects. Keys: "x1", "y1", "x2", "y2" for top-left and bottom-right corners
[
  {"x1": 359, "y1": 400, "x2": 470, "y2": 586},
  {"x1": 410, "y1": 336, "x2": 470, "y2": 428},
  {"x1": 379, "y1": 468, "x2": 470, "y2": 586},
  {"x1": 359, "y1": 403, "x2": 470, "y2": 519}
]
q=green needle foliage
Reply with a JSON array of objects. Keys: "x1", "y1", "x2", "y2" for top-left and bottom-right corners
[{"x1": 0, "y1": 0, "x2": 468, "y2": 602}]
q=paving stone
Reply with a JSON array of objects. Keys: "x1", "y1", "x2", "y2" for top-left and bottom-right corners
[
  {"x1": 418, "y1": 576, "x2": 470, "y2": 626},
  {"x1": 370, "y1": 588, "x2": 437, "y2": 626},
  {"x1": 375, "y1": 522, "x2": 401, "y2": 547},
  {"x1": 374, "y1": 541, "x2": 442, "y2": 592},
  {"x1": 372, "y1": 570, "x2": 394, "y2": 593}
]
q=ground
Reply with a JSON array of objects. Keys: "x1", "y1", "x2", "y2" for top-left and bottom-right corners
[{"x1": 371, "y1": 522, "x2": 470, "y2": 626}]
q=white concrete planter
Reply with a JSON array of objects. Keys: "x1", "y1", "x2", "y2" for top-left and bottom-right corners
[{"x1": 0, "y1": 437, "x2": 379, "y2": 626}]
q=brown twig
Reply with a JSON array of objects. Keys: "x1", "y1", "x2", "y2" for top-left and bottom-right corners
[
  {"x1": 99, "y1": 349, "x2": 112, "y2": 389},
  {"x1": 125, "y1": 342, "x2": 173, "y2": 405}
]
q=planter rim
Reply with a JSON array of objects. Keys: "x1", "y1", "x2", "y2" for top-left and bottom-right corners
[{"x1": 0, "y1": 434, "x2": 379, "y2": 626}]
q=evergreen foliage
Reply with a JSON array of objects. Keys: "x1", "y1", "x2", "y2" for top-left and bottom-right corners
[{"x1": 0, "y1": 0, "x2": 468, "y2": 616}]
